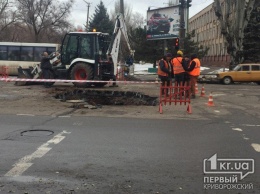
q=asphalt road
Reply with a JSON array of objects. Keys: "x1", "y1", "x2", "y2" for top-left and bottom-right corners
[
  {"x1": 0, "y1": 102, "x2": 259, "y2": 194},
  {"x1": 0, "y1": 80, "x2": 260, "y2": 193}
]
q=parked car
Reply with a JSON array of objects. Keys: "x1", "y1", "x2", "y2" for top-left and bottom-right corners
[
  {"x1": 217, "y1": 63, "x2": 260, "y2": 85},
  {"x1": 147, "y1": 13, "x2": 171, "y2": 34}
]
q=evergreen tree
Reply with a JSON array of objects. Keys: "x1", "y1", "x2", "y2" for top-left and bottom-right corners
[
  {"x1": 243, "y1": 1, "x2": 260, "y2": 63},
  {"x1": 88, "y1": 1, "x2": 114, "y2": 35},
  {"x1": 129, "y1": 27, "x2": 164, "y2": 63},
  {"x1": 128, "y1": 27, "x2": 209, "y2": 63},
  {"x1": 183, "y1": 30, "x2": 209, "y2": 59}
]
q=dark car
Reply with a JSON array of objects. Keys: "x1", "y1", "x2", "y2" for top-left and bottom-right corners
[{"x1": 147, "y1": 13, "x2": 171, "y2": 35}]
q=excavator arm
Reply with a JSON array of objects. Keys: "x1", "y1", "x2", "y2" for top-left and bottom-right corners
[{"x1": 107, "y1": 13, "x2": 134, "y2": 75}]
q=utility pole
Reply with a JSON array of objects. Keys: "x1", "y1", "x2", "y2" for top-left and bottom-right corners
[
  {"x1": 83, "y1": 0, "x2": 91, "y2": 31},
  {"x1": 179, "y1": 0, "x2": 185, "y2": 51},
  {"x1": 120, "y1": 0, "x2": 124, "y2": 17}
]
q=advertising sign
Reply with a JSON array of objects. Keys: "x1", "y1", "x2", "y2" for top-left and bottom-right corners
[{"x1": 146, "y1": 6, "x2": 180, "y2": 40}]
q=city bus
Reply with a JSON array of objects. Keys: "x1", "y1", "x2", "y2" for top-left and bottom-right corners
[{"x1": 0, "y1": 42, "x2": 60, "y2": 75}]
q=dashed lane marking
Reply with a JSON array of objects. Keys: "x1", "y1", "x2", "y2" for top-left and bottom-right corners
[
  {"x1": 58, "y1": 115, "x2": 71, "y2": 118},
  {"x1": 251, "y1": 143, "x2": 260, "y2": 152},
  {"x1": 242, "y1": 124, "x2": 260, "y2": 127},
  {"x1": 16, "y1": 114, "x2": 35, "y2": 116},
  {"x1": 232, "y1": 128, "x2": 243, "y2": 132},
  {"x1": 4, "y1": 130, "x2": 71, "y2": 177}
]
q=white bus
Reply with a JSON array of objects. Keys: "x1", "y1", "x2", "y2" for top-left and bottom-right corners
[{"x1": 0, "y1": 42, "x2": 59, "y2": 75}]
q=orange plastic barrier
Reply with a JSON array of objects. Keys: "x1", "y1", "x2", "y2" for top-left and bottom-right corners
[{"x1": 159, "y1": 82, "x2": 191, "y2": 114}]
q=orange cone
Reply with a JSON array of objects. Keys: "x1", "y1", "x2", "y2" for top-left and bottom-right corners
[
  {"x1": 155, "y1": 77, "x2": 159, "y2": 84},
  {"x1": 207, "y1": 92, "x2": 215, "y2": 106},
  {"x1": 195, "y1": 83, "x2": 199, "y2": 94},
  {"x1": 200, "y1": 85, "x2": 206, "y2": 97},
  {"x1": 187, "y1": 104, "x2": 192, "y2": 114}
]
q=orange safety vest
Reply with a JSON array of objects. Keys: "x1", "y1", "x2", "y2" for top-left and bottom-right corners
[
  {"x1": 171, "y1": 57, "x2": 185, "y2": 74},
  {"x1": 158, "y1": 59, "x2": 171, "y2": 77},
  {"x1": 188, "y1": 58, "x2": 201, "y2": 76}
]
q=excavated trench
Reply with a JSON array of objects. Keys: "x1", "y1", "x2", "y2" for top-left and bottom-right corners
[{"x1": 55, "y1": 89, "x2": 158, "y2": 106}]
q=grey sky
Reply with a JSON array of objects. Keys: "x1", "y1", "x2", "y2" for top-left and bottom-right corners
[{"x1": 69, "y1": 0, "x2": 214, "y2": 28}]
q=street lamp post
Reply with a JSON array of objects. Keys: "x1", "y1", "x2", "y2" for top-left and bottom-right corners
[{"x1": 83, "y1": 1, "x2": 91, "y2": 32}]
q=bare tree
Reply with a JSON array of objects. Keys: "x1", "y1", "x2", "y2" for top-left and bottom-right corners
[
  {"x1": 214, "y1": 0, "x2": 255, "y2": 68},
  {"x1": 15, "y1": 0, "x2": 74, "y2": 42},
  {"x1": 110, "y1": 0, "x2": 133, "y2": 29},
  {"x1": 131, "y1": 12, "x2": 145, "y2": 29},
  {"x1": 0, "y1": 0, "x2": 18, "y2": 40}
]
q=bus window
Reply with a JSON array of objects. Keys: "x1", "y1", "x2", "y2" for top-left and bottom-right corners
[
  {"x1": 0, "y1": 46, "x2": 8, "y2": 60},
  {"x1": 8, "y1": 46, "x2": 20, "y2": 61},
  {"x1": 21, "y1": 46, "x2": 34, "y2": 61},
  {"x1": 47, "y1": 47, "x2": 56, "y2": 54},
  {"x1": 34, "y1": 47, "x2": 47, "y2": 61}
]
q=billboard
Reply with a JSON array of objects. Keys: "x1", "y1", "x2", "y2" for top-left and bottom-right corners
[{"x1": 146, "y1": 6, "x2": 180, "y2": 40}]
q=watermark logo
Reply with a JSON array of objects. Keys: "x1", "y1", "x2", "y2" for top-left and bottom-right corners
[
  {"x1": 204, "y1": 153, "x2": 254, "y2": 180},
  {"x1": 203, "y1": 154, "x2": 254, "y2": 190}
]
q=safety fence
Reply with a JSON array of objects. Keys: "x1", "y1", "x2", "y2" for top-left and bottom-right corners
[
  {"x1": 0, "y1": 66, "x2": 9, "y2": 78},
  {"x1": 159, "y1": 82, "x2": 191, "y2": 114},
  {"x1": 0, "y1": 77, "x2": 159, "y2": 85}
]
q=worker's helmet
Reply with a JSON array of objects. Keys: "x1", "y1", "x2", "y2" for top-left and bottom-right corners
[{"x1": 177, "y1": 50, "x2": 183, "y2": 56}]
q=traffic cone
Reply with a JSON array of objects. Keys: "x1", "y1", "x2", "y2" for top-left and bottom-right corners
[
  {"x1": 207, "y1": 92, "x2": 215, "y2": 106},
  {"x1": 187, "y1": 104, "x2": 192, "y2": 114},
  {"x1": 200, "y1": 85, "x2": 206, "y2": 97},
  {"x1": 155, "y1": 77, "x2": 159, "y2": 84},
  {"x1": 195, "y1": 83, "x2": 199, "y2": 94}
]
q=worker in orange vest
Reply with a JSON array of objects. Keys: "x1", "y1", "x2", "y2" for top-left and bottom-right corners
[
  {"x1": 157, "y1": 53, "x2": 173, "y2": 95},
  {"x1": 171, "y1": 50, "x2": 185, "y2": 85},
  {"x1": 186, "y1": 53, "x2": 201, "y2": 98}
]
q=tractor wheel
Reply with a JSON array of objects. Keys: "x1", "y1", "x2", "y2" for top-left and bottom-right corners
[{"x1": 70, "y1": 63, "x2": 93, "y2": 87}]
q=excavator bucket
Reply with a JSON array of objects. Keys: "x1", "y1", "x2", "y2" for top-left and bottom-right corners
[{"x1": 15, "y1": 66, "x2": 33, "y2": 86}]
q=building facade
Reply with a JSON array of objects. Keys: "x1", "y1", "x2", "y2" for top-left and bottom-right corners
[{"x1": 188, "y1": 3, "x2": 230, "y2": 67}]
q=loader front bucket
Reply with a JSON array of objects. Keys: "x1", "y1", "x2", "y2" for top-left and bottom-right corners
[{"x1": 15, "y1": 66, "x2": 33, "y2": 86}]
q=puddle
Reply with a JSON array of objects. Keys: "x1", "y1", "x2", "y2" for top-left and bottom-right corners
[{"x1": 55, "y1": 89, "x2": 158, "y2": 106}]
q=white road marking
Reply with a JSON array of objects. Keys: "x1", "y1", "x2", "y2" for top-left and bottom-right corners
[
  {"x1": 5, "y1": 130, "x2": 70, "y2": 177},
  {"x1": 242, "y1": 124, "x2": 260, "y2": 127},
  {"x1": 242, "y1": 134, "x2": 250, "y2": 140},
  {"x1": 251, "y1": 143, "x2": 260, "y2": 152},
  {"x1": 16, "y1": 114, "x2": 35, "y2": 117},
  {"x1": 214, "y1": 110, "x2": 220, "y2": 113},
  {"x1": 58, "y1": 115, "x2": 71, "y2": 118},
  {"x1": 212, "y1": 93, "x2": 226, "y2": 97},
  {"x1": 232, "y1": 128, "x2": 243, "y2": 132}
]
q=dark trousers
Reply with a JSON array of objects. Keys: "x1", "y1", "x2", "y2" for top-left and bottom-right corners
[
  {"x1": 174, "y1": 72, "x2": 185, "y2": 86},
  {"x1": 159, "y1": 76, "x2": 171, "y2": 95},
  {"x1": 42, "y1": 68, "x2": 51, "y2": 86}
]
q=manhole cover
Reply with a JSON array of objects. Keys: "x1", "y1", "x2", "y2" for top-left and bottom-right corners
[{"x1": 21, "y1": 130, "x2": 54, "y2": 137}]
